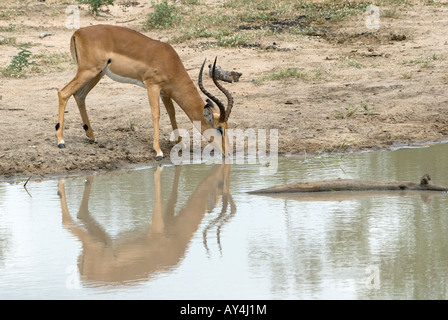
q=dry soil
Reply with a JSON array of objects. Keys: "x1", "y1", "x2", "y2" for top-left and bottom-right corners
[{"x1": 1, "y1": 1, "x2": 448, "y2": 180}]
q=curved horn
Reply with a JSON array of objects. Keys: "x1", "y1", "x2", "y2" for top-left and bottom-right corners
[
  {"x1": 211, "y1": 57, "x2": 234, "y2": 122},
  {"x1": 198, "y1": 58, "x2": 226, "y2": 123}
]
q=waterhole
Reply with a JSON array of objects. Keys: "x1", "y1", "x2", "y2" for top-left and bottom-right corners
[{"x1": 1, "y1": 143, "x2": 448, "y2": 299}]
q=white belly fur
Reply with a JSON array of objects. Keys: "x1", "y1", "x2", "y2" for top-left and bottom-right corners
[{"x1": 104, "y1": 67, "x2": 146, "y2": 88}]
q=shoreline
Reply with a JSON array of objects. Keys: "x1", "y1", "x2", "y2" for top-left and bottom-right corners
[{"x1": 3, "y1": 137, "x2": 447, "y2": 184}]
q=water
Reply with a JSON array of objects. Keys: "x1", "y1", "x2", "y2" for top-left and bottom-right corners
[{"x1": 1, "y1": 143, "x2": 448, "y2": 299}]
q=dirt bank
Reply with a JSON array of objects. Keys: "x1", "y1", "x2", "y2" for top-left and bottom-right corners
[{"x1": 1, "y1": 1, "x2": 448, "y2": 180}]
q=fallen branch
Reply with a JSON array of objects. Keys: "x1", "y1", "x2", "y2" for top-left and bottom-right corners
[
  {"x1": 208, "y1": 64, "x2": 242, "y2": 83},
  {"x1": 39, "y1": 32, "x2": 54, "y2": 39},
  {"x1": 116, "y1": 18, "x2": 137, "y2": 23},
  {"x1": 23, "y1": 176, "x2": 32, "y2": 198},
  {"x1": 249, "y1": 174, "x2": 448, "y2": 194},
  {"x1": 23, "y1": 176, "x2": 31, "y2": 188}
]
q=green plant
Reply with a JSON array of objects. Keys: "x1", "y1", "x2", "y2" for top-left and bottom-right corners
[
  {"x1": 143, "y1": 0, "x2": 180, "y2": 29},
  {"x1": 0, "y1": 9, "x2": 22, "y2": 19},
  {"x1": 129, "y1": 120, "x2": 136, "y2": 132},
  {"x1": 33, "y1": 53, "x2": 74, "y2": 73},
  {"x1": 401, "y1": 54, "x2": 442, "y2": 69},
  {"x1": 216, "y1": 32, "x2": 248, "y2": 47},
  {"x1": 0, "y1": 24, "x2": 16, "y2": 32},
  {"x1": 1, "y1": 45, "x2": 36, "y2": 78},
  {"x1": 346, "y1": 105, "x2": 358, "y2": 117},
  {"x1": 76, "y1": 0, "x2": 114, "y2": 15},
  {"x1": 360, "y1": 100, "x2": 378, "y2": 115},
  {"x1": 334, "y1": 101, "x2": 379, "y2": 119},
  {"x1": 181, "y1": 0, "x2": 201, "y2": 4},
  {"x1": 402, "y1": 72, "x2": 412, "y2": 79},
  {"x1": 0, "y1": 36, "x2": 17, "y2": 46},
  {"x1": 294, "y1": 0, "x2": 370, "y2": 23},
  {"x1": 333, "y1": 104, "x2": 358, "y2": 119},
  {"x1": 255, "y1": 68, "x2": 307, "y2": 85},
  {"x1": 255, "y1": 67, "x2": 328, "y2": 85},
  {"x1": 382, "y1": 8, "x2": 401, "y2": 18}
]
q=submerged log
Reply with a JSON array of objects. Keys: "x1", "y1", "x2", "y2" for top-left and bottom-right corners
[{"x1": 249, "y1": 174, "x2": 448, "y2": 194}]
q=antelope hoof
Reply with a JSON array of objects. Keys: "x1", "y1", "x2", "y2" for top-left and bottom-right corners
[
  {"x1": 155, "y1": 155, "x2": 164, "y2": 161},
  {"x1": 58, "y1": 143, "x2": 66, "y2": 149}
]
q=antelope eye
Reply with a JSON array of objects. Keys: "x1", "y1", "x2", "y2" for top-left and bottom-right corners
[{"x1": 217, "y1": 126, "x2": 224, "y2": 135}]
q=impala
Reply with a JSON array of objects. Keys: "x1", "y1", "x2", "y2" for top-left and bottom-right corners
[
  {"x1": 56, "y1": 24, "x2": 234, "y2": 159},
  {"x1": 57, "y1": 164, "x2": 233, "y2": 283}
]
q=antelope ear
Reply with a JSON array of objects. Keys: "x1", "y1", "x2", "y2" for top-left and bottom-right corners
[{"x1": 203, "y1": 105, "x2": 214, "y2": 126}]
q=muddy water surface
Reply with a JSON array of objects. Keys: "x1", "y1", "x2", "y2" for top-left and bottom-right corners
[{"x1": 1, "y1": 143, "x2": 448, "y2": 299}]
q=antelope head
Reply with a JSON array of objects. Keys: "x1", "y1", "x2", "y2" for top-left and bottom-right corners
[{"x1": 198, "y1": 57, "x2": 234, "y2": 155}]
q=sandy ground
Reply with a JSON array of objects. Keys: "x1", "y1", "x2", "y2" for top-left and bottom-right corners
[{"x1": 1, "y1": 1, "x2": 448, "y2": 180}]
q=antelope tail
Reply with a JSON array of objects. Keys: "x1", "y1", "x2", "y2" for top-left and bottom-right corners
[{"x1": 70, "y1": 34, "x2": 78, "y2": 64}]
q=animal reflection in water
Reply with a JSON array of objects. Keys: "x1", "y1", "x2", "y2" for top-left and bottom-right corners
[{"x1": 57, "y1": 164, "x2": 235, "y2": 285}]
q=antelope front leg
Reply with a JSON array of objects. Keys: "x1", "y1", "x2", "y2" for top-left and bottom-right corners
[
  {"x1": 161, "y1": 95, "x2": 179, "y2": 139},
  {"x1": 161, "y1": 94, "x2": 187, "y2": 150},
  {"x1": 146, "y1": 84, "x2": 163, "y2": 160},
  {"x1": 56, "y1": 90, "x2": 68, "y2": 148}
]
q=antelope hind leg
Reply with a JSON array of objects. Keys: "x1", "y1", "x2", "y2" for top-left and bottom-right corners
[
  {"x1": 56, "y1": 69, "x2": 102, "y2": 148},
  {"x1": 74, "y1": 72, "x2": 103, "y2": 144}
]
